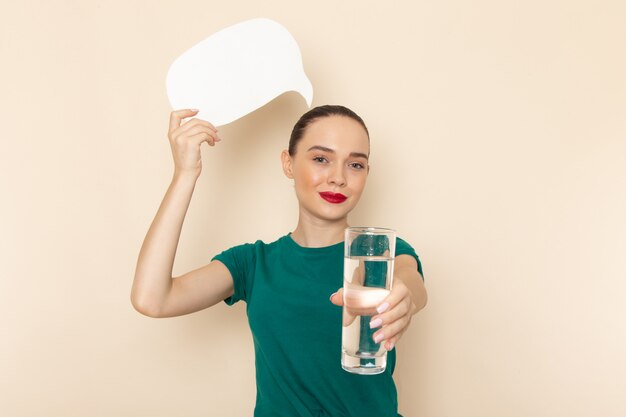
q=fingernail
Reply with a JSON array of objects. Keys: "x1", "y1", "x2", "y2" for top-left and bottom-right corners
[
  {"x1": 190, "y1": 108, "x2": 199, "y2": 112},
  {"x1": 388, "y1": 341, "x2": 394, "y2": 351},
  {"x1": 369, "y1": 318, "x2": 382, "y2": 329},
  {"x1": 377, "y1": 302, "x2": 390, "y2": 314},
  {"x1": 329, "y1": 292, "x2": 337, "y2": 302},
  {"x1": 374, "y1": 333, "x2": 384, "y2": 344}
]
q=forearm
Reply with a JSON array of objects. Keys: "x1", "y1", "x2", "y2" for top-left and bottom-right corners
[
  {"x1": 394, "y1": 265, "x2": 427, "y2": 315},
  {"x1": 131, "y1": 172, "x2": 198, "y2": 314}
]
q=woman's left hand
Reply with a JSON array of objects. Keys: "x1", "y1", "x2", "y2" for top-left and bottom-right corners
[{"x1": 329, "y1": 278, "x2": 416, "y2": 351}]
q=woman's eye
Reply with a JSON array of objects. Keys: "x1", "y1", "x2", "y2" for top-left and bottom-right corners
[
  {"x1": 313, "y1": 156, "x2": 328, "y2": 163},
  {"x1": 350, "y1": 162, "x2": 365, "y2": 170}
]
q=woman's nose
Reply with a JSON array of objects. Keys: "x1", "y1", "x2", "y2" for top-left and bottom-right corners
[{"x1": 328, "y1": 166, "x2": 346, "y2": 187}]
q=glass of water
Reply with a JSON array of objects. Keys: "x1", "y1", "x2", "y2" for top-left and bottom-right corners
[{"x1": 341, "y1": 227, "x2": 396, "y2": 375}]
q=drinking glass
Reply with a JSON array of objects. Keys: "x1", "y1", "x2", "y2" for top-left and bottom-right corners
[{"x1": 341, "y1": 227, "x2": 396, "y2": 375}]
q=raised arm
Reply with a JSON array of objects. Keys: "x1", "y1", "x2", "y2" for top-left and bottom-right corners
[{"x1": 130, "y1": 109, "x2": 234, "y2": 318}]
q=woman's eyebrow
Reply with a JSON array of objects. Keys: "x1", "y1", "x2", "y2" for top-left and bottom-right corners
[
  {"x1": 307, "y1": 145, "x2": 334, "y2": 153},
  {"x1": 307, "y1": 145, "x2": 369, "y2": 160},
  {"x1": 350, "y1": 151, "x2": 369, "y2": 160}
]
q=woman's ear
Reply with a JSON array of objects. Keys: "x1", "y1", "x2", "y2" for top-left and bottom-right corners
[{"x1": 281, "y1": 149, "x2": 294, "y2": 179}]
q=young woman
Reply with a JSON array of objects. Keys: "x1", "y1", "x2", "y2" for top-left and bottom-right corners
[{"x1": 131, "y1": 105, "x2": 427, "y2": 417}]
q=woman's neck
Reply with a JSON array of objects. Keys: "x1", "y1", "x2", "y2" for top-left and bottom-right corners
[{"x1": 290, "y1": 211, "x2": 349, "y2": 248}]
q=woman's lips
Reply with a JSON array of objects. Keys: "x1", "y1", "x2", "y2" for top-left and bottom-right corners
[{"x1": 319, "y1": 192, "x2": 347, "y2": 204}]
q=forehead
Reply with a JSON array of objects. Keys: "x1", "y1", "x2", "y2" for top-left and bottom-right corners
[{"x1": 298, "y1": 116, "x2": 370, "y2": 154}]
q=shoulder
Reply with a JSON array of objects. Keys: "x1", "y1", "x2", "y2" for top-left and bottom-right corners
[
  {"x1": 395, "y1": 236, "x2": 416, "y2": 253},
  {"x1": 395, "y1": 236, "x2": 424, "y2": 278},
  {"x1": 213, "y1": 234, "x2": 289, "y2": 260}
]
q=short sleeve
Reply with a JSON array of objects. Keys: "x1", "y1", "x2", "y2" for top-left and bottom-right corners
[
  {"x1": 211, "y1": 242, "x2": 256, "y2": 306},
  {"x1": 396, "y1": 237, "x2": 425, "y2": 281}
]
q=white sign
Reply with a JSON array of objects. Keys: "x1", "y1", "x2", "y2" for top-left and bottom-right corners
[{"x1": 166, "y1": 18, "x2": 313, "y2": 127}]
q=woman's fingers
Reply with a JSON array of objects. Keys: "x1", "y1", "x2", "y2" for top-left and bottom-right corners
[
  {"x1": 371, "y1": 303, "x2": 411, "y2": 337},
  {"x1": 179, "y1": 117, "x2": 219, "y2": 135},
  {"x1": 368, "y1": 281, "x2": 413, "y2": 348},
  {"x1": 183, "y1": 125, "x2": 221, "y2": 144},
  {"x1": 332, "y1": 287, "x2": 382, "y2": 317},
  {"x1": 372, "y1": 312, "x2": 411, "y2": 349},
  {"x1": 169, "y1": 110, "x2": 220, "y2": 140},
  {"x1": 331, "y1": 284, "x2": 413, "y2": 348},
  {"x1": 168, "y1": 109, "x2": 221, "y2": 146},
  {"x1": 370, "y1": 295, "x2": 412, "y2": 329},
  {"x1": 167, "y1": 109, "x2": 221, "y2": 177},
  {"x1": 329, "y1": 288, "x2": 343, "y2": 306},
  {"x1": 188, "y1": 131, "x2": 220, "y2": 147},
  {"x1": 383, "y1": 327, "x2": 408, "y2": 351},
  {"x1": 172, "y1": 121, "x2": 220, "y2": 142},
  {"x1": 169, "y1": 109, "x2": 199, "y2": 134},
  {"x1": 342, "y1": 309, "x2": 357, "y2": 327},
  {"x1": 364, "y1": 280, "x2": 411, "y2": 331},
  {"x1": 374, "y1": 279, "x2": 410, "y2": 315}
]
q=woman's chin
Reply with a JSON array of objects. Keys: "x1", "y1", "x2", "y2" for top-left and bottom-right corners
[{"x1": 315, "y1": 206, "x2": 354, "y2": 222}]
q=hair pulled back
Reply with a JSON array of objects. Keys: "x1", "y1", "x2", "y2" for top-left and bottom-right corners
[{"x1": 288, "y1": 105, "x2": 369, "y2": 156}]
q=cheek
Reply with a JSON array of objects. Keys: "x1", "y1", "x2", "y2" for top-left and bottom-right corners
[
  {"x1": 295, "y1": 165, "x2": 325, "y2": 189},
  {"x1": 350, "y1": 172, "x2": 368, "y2": 192}
]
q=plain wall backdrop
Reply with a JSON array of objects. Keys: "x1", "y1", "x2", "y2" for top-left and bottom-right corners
[{"x1": 1, "y1": 0, "x2": 625, "y2": 416}]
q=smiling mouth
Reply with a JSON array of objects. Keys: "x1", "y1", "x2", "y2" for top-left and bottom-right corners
[{"x1": 319, "y1": 192, "x2": 347, "y2": 204}]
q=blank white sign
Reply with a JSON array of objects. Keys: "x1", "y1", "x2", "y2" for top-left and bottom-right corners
[{"x1": 166, "y1": 18, "x2": 313, "y2": 127}]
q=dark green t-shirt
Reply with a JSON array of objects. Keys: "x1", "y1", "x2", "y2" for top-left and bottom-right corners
[{"x1": 212, "y1": 233, "x2": 423, "y2": 417}]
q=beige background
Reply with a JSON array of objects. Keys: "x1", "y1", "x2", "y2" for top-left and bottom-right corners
[{"x1": 1, "y1": 0, "x2": 625, "y2": 416}]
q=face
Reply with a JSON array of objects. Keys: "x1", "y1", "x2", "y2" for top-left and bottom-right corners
[{"x1": 281, "y1": 116, "x2": 370, "y2": 222}]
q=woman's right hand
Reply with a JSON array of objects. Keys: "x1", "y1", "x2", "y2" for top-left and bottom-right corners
[{"x1": 168, "y1": 109, "x2": 220, "y2": 178}]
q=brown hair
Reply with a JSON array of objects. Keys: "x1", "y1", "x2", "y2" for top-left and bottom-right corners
[{"x1": 288, "y1": 105, "x2": 369, "y2": 156}]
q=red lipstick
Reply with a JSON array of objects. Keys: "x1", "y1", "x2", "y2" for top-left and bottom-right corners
[{"x1": 319, "y1": 192, "x2": 347, "y2": 204}]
